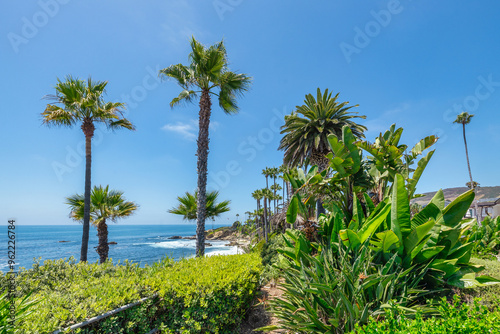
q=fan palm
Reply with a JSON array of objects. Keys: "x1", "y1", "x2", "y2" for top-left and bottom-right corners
[
  {"x1": 169, "y1": 190, "x2": 230, "y2": 221},
  {"x1": 251, "y1": 189, "x2": 264, "y2": 234},
  {"x1": 454, "y1": 112, "x2": 479, "y2": 220},
  {"x1": 42, "y1": 76, "x2": 135, "y2": 262},
  {"x1": 160, "y1": 37, "x2": 251, "y2": 257},
  {"x1": 67, "y1": 185, "x2": 138, "y2": 264},
  {"x1": 279, "y1": 88, "x2": 366, "y2": 169}
]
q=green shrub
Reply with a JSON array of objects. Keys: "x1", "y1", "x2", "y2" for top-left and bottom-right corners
[
  {"x1": 146, "y1": 254, "x2": 261, "y2": 333},
  {"x1": 1, "y1": 254, "x2": 261, "y2": 333},
  {"x1": 352, "y1": 295, "x2": 500, "y2": 334}
]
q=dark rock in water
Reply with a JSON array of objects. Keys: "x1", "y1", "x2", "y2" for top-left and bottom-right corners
[
  {"x1": 168, "y1": 236, "x2": 182, "y2": 239},
  {"x1": 183, "y1": 235, "x2": 196, "y2": 240},
  {"x1": 225, "y1": 241, "x2": 240, "y2": 247},
  {"x1": 59, "y1": 240, "x2": 71, "y2": 243},
  {"x1": 205, "y1": 243, "x2": 213, "y2": 247},
  {"x1": 108, "y1": 241, "x2": 117, "y2": 245}
]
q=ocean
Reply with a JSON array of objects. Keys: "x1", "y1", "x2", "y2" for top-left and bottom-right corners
[{"x1": 1, "y1": 224, "x2": 240, "y2": 272}]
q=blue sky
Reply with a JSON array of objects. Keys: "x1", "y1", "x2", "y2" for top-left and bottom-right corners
[{"x1": 1, "y1": 0, "x2": 499, "y2": 225}]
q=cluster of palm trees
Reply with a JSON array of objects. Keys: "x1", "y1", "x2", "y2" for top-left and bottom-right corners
[{"x1": 42, "y1": 37, "x2": 250, "y2": 261}]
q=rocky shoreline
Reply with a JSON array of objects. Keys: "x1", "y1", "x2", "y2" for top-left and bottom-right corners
[{"x1": 167, "y1": 226, "x2": 251, "y2": 248}]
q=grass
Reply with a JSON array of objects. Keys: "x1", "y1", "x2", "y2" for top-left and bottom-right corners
[{"x1": 462, "y1": 257, "x2": 500, "y2": 308}]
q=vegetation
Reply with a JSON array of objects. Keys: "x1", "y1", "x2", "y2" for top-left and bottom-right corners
[
  {"x1": 42, "y1": 76, "x2": 135, "y2": 262},
  {"x1": 464, "y1": 216, "x2": 500, "y2": 258},
  {"x1": 352, "y1": 296, "x2": 500, "y2": 334},
  {"x1": 66, "y1": 185, "x2": 138, "y2": 263},
  {"x1": 254, "y1": 125, "x2": 499, "y2": 333},
  {"x1": 1, "y1": 254, "x2": 261, "y2": 333},
  {"x1": 159, "y1": 37, "x2": 251, "y2": 257},
  {"x1": 168, "y1": 190, "x2": 230, "y2": 221}
]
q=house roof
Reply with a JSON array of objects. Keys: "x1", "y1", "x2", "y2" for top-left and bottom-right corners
[{"x1": 477, "y1": 198, "x2": 500, "y2": 207}]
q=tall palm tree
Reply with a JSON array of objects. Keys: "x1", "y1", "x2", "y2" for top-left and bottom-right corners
[
  {"x1": 168, "y1": 190, "x2": 230, "y2": 222},
  {"x1": 454, "y1": 112, "x2": 479, "y2": 220},
  {"x1": 42, "y1": 76, "x2": 135, "y2": 262},
  {"x1": 269, "y1": 167, "x2": 280, "y2": 213},
  {"x1": 67, "y1": 185, "x2": 138, "y2": 264},
  {"x1": 160, "y1": 37, "x2": 251, "y2": 257},
  {"x1": 252, "y1": 189, "x2": 264, "y2": 233},
  {"x1": 279, "y1": 88, "x2": 366, "y2": 169},
  {"x1": 279, "y1": 88, "x2": 366, "y2": 217},
  {"x1": 261, "y1": 188, "x2": 274, "y2": 241}
]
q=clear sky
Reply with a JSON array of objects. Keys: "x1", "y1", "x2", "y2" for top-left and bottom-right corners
[{"x1": 1, "y1": 0, "x2": 499, "y2": 225}]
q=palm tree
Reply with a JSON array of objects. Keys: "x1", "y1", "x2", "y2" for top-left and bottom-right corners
[
  {"x1": 251, "y1": 189, "x2": 264, "y2": 234},
  {"x1": 279, "y1": 88, "x2": 366, "y2": 169},
  {"x1": 168, "y1": 190, "x2": 230, "y2": 222},
  {"x1": 279, "y1": 88, "x2": 366, "y2": 217},
  {"x1": 261, "y1": 188, "x2": 274, "y2": 241},
  {"x1": 42, "y1": 76, "x2": 135, "y2": 262},
  {"x1": 160, "y1": 37, "x2": 251, "y2": 257},
  {"x1": 268, "y1": 167, "x2": 280, "y2": 213},
  {"x1": 67, "y1": 185, "x2": 138, "y2": 264},
  {"x1": 454, "y1": 112, "x2": 479, "y2": 220}
]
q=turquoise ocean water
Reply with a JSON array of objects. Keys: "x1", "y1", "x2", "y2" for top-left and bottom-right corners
[{"x1": 1, "y1": 224, "x2": 237, "y2": 271}]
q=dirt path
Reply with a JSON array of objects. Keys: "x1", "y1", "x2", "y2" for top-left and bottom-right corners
[{"x1": 239, "y1": 280, "x2": 287, "y2": 334}]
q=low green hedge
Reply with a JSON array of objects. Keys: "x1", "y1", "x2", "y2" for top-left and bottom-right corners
[
  {"x1": 352, "y1": 295, "x2": 500, "y2": 334},
  {"x1": 1, "y1": 254, "x2": 261, "y2": 333}
]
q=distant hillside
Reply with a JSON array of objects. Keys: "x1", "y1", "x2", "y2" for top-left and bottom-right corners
[{"x1": 412, "y1": 186, "x2": 500, "y2": 206}]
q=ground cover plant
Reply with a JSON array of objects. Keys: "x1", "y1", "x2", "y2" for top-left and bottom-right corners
[{"x1": 0, "y1": 254, "x2": 261, "y2": 334}]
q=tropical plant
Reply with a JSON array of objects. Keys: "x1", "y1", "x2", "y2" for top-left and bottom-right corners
[
  {"x1": 42, "y1": 76, "x2": 135, "y2": 262},
  {"x1": 358, "y1": 124, "x2": 437, "y2": 203},
  {"x1": 160, "y1": 37, "x2": 251, "y2": 257},
  {"x1": 464, "y1": 216, "x2": 500, "y2": 257},
  {"x1": 67, "y1": 185, "x2": 138, "y2": 263},
  {"x1": 169, "y1": 190, "x2": 230, "y2": 223},
  {"x1": 279, "y1": 88, "x2": 366, "y2": 170},
  {"x1": 454, "y1": 112, "x2": 479, "y2": 221}
]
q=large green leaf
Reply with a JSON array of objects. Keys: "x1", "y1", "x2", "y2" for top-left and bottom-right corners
[
  {"x1": 448, "y1": 273, "x2": 500, "y2": 288},
  {"x1": 411, "y1": 203, "x2": 441, "y2": 229},
  {"x1": 287, "y1": 196, "x2": 298, "y2": 225},
  {"x1": 358, "y1": 203, "x2": 391, "y2": 243},
  {"x1": 391, "y1": 174, "x2": 411, "y2": 248},
  {"x1": 436, "y1": 190, "x2": 475, "y2": 228},
  {"x1": 404, "y1": 218, "x2": 436, "y2": 255},
  {"x1": 339, "y1": 229, "x2": 361, "y2": 249},
  {"x1": 407, "y1": 150, "x2": 435, "y2": 198},
  {"x1": 370, "y1": 230, "x2": 400, "y2": 253}
]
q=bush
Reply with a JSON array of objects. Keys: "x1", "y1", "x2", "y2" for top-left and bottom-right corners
[
  {"x1": 146, "y1": 254, "x2": 262, "y2": 333},
  {"x1": 352, "y1": 295, "x2": 500, "y2": 334},
  {"x1": 1, "y1": 254, "x2": 261, "y2": 333}
]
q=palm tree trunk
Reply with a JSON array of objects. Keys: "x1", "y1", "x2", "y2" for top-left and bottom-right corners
[
  {"x1": 256, "y1": 200, "x2": 261, "y2": 237},
  {"x1": 273, "y1": 177, "x2": 277, "y2": 214},
  {"x1": 463, "y1": 123, "x2": 480, "y2": 222},
  {"x1": 96, "y1": 219, "x2": 109, "y2": 264},
  {"x1": 282, "y1": 179, "x2": 285, "y2": 213},
  {"x1": 80, "y1": 120, "x2": 94, "y2": 262},
  {"x1": 195, "y1": 89, "x2": 211, "y2": 257},
  {"x1": 263, "y1": 196, "x2": 268, "y2": 242}
]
